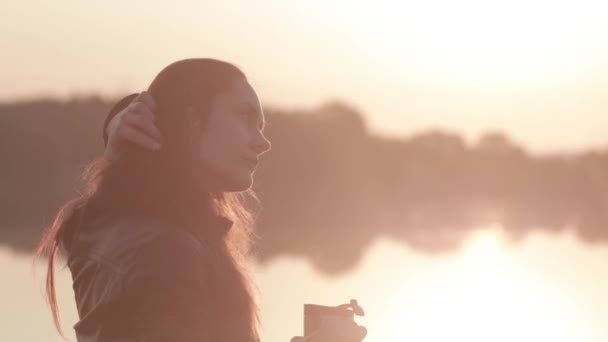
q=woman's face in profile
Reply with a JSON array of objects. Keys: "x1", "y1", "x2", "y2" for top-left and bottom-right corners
[{"x1": 192, "y1": 80, "x2": 271, "y2": 192}]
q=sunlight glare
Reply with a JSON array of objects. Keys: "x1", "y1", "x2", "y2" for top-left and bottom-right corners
[
  {"x1": 330, "y1": 0, "x2": 608, "y2": 88},
  {"x1": 374, "y1": 228, "x2": 594, "y2": 342}
]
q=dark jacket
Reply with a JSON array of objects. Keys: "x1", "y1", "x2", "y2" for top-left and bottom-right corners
[{"x1": 61, "y1": 204, "x2": 235, "y2": 341}]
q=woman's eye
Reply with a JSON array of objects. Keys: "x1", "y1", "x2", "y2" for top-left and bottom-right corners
[{"x1": 241, "y1": 111, "x2": 255, "y2": 121}]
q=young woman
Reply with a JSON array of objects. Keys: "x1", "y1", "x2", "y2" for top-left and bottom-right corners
[{"x1": 35, "y1": 58, "x2": 367, "y2": 341}]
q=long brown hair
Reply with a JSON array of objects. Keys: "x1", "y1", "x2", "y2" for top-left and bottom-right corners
[{"x1": 33, "y1": 58, "x2": 262, "y2": 340}]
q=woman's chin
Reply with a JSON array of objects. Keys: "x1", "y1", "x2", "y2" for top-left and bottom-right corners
[{"x1": 224, "y1": 174, "x2": 253, "y2": 192}]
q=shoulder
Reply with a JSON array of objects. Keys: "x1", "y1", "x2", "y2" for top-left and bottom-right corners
[
  {"x1": 121, "y1": 223, "x2": 215, "y2": 303},
  {"x1": 128, "y1": 216, "x2": 211, "y2": 265},
  {"x1": 132, "y1": 224, "x2": 211, "y2": 273},
  {"x1": 94, "y1": 215, "x2": 213, "y2": 278}
]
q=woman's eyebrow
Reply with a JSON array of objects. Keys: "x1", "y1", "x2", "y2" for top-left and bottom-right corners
[
  {"x1": 243, "y1": 102, "x2": 260, "y2": 114},
  {"x1": 244, "y1": 102, "x2": 266, "y2": 129}
]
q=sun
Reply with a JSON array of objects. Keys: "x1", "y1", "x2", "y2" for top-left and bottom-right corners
[
  {"x1": 372, "y1": 228, "x2": 594, "y2": 342},
  {"x1": 330, "y1": 0, "x2": 606, "y2": 89}
]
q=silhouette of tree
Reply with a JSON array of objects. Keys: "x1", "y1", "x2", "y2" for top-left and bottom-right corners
[{"x1": 1, "y1": 97, "x2": 607, "y2": 275}]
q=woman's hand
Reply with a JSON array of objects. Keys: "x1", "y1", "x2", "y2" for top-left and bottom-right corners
[
  {"x1": 105, "y1": 91, "x2": 162, "y2": 161},
  {"x1": 290, "y1": 319, "x2": 367, "y2": 342}
]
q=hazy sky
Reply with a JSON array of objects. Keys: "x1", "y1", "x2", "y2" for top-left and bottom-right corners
[{"x1": 2, "y1": 0, "x2": 607, "y2": 152}]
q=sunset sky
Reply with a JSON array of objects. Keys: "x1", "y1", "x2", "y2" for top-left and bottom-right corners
[
  {"x1": 3, "y1": 1, "x2": 608, "y2": 341},
  {"x1": 3, "y1": 0, "x2": 607, "y2": 153}
]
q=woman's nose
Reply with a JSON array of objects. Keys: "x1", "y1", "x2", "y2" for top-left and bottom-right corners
[{"x1": 254, "y1": 132, "x2": 272, "y2": 155}]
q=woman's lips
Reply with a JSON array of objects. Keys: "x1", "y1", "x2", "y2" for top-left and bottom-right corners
[{"x1": 243, "y1": 158, "x2": 258, "y2": 169}]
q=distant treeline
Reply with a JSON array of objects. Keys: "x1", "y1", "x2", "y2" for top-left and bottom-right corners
[{"x1": 1, "y1": 97, "x2": 607, "y2": 274}]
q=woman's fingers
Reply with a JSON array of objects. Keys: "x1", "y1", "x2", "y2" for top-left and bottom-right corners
[
  {"x1": 354, "y1": 325, "x2": 367, "y2": 340},
  {"x1": 335, "y1": 322, "x2": 366, "y2": 342},
  {"x1": 306, "y1": 319, "x2": 367, "y2": 342},
  {"x1": 135, "y1": 90, "x2": 157, "y2": 112},
  {"x1": 118, "y1": 125, "x2": 161, "y2": 150},
  {"x1": 106, "y1": 90, "x2": 161, "y2": 156},
  {"x1": 332, "y1": 320, "x2": 366, "y2": 342},
  {"x1": 123, "y1": 105, "x2": 162, "y2": 143}
]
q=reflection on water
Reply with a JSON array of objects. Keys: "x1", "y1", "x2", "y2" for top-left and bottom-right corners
[{"x1": 4, "y1": 227, "x2": 608, "y2": 341}]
